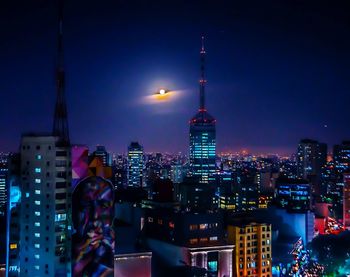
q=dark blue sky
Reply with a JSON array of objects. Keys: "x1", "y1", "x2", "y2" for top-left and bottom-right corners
[{"x1": 1, "y1": 0, "x2": 350, "y2": 154}]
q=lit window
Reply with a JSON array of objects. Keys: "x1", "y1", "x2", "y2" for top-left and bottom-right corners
[
  {"x1": 35, "y1": 201, "x2": 40, "y2": 205},
  {"x1": 35, "y1": 233, "x2": 40, "y2": 237},
  {"x1": 34, "y1": 265, "x2": 40, "y2": 270},
  {"x1": 35, "y1": 179, "x2": 41, "y2": 184},
  {"x1": 34, "y1": 244, "x2": 40, "y2": 249},
  {"x1": 35, "y1": 211, "x2": 40, "y2": 216},
  {"x1": 35, "y1": 190, "x2": 41, "y2": 194},
  {"x1": 199, "y1": 224, "x2": 208, "y2": 230},
  {"x1": 26, "y1": 192, "x2": 30, "y2": 198},
  {"x1": 10, "y1": 243, "x2": 17, "y2": 250},
  {"x1": 34, "y1": 222, "x2": 40, "y2": 227},
  {"x1": 35, "y1": 168, "x2": 41, "y2": 173},
  {"x1": 34, "y1": 254, "x2": 40, "y2": 259},
  {"x1": 36, "y1": 155, "x2": 42, "y2": 160},
  {"x1": 55, "y1": 213, "x2": 66, "y2": 222}
]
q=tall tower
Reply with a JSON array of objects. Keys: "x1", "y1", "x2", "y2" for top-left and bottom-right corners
[
  {"x1": 127, "y1": 142, "x2": 144, "y2": 187},
  {"x1": 53, "y1": 0, "x2": 70, "y2": 145},
  {"x1": 189, "y1": 37, "x2": 216, "y2": 184}
]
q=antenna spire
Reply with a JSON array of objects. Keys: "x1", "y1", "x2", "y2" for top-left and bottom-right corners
[
  {"x1": 53, "y1": 0, "x2": 70, "y2": 145},
  {"x1": 199, "y1": 36, "x2": 206, "y2": 111}
]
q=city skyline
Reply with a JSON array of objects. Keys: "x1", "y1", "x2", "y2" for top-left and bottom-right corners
[{"x1": 1, "y1": 0, "x2": 350, "y2": 155}]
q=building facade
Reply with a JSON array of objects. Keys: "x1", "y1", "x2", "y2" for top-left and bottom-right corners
[
  {"x1": 19, "y1": 135, "x2": 71, "y2": 276},
  {"x1": 227, "y1": 222, "x2": 272, "y2": 277},
  {"x1": 127, "y1": 142, "x2": 144, "y2": 188}
]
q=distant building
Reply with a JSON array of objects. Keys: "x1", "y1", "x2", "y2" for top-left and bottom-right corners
[
  {"x1": 178, "y1": 177, "x2": 218, "y2": 211},
  {"x1": 6, "y1": 154, "x2": 21, "y2": 277},
  {"x1": 275, "y1": 178, "x2": 310, "y2": 212},
  {"x1": 227, "y1": 222, "x2": 272, "y2": 277},
  {"x1": 189, "y1": 38, "x2": 216, "y2": 184},
  {"x1": 333, "y1": 141, "x2": 350, "y2": 172},
  {"x1": 297, "y1": 139, "x2": 327, "y2": 193},
  {"x1": 343, "y1": 173, "x2": 350, "y2": 230},
  {"x1": 0, "y1": 154, "x2": 8, "y2": 216},
  {"x1": 128, "y1": 142, "x2": 144, "y2": 188},
  {"x1": 19, "y1": 135, "x2": 72, "y2": 276},
  {"x1": 92, "y1": 145, "x2": 111, "y2": 166},
  {"x1": 170, "y1": 164, "x2": 184, "y2": 184},
  {"x1": 233, "y1": 169, "x2": 260, "y2": 212}
]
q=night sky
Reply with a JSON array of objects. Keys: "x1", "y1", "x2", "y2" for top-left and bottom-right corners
[{"x1": 1, "y1": 0, "x2": 350, "y2": 155}]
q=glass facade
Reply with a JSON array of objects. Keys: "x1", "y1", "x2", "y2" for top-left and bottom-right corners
[{"x1": 189, "y1": 112, "x2": 216, "y2": 184}]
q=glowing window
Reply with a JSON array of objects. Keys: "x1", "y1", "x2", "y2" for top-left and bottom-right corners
[
  {"x1": 35, "y1": 179, "x2": 41, "y2": 184},
  {"x1": 10, "y1": 243, "x2": 17, "y2": 250},
  {"x1": 35, "y1": 233, "x2": 40, "y2": 237},
  {"x1": 35, "y1": 168, "x2": 41, "y2": 173},
  {"x1": 35, "y1": 190, "x2": 40, "y2": 195}
]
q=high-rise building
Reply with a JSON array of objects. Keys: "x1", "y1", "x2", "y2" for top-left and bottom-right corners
[
  {"x1": 333, "y1": 141, "x2": 350, "y2": 172},
  {"x1": 128, "y1": 142, "x2": 144, "y2": 187},
  {"x1": 0, "y1": 154, "x2": 8, "y2": 216},
  {"x1": 343, "y1": 173, "x2": 350, "y2": 230},
  {"x1": 297, "y1": 139, "x2": 327, "y2": 193},
  {"x1": 189, "y1": 37, "x2": 216, "y2": 184},
  {"x1": 19, "y1": 135, "x2": 72, "y2": 276},
  {"x1": 91, "y1": 145, "x2": 111, "y2": 166},
  {"x1": 227, "y1": 222, "x2": 272, "y2": 277}
]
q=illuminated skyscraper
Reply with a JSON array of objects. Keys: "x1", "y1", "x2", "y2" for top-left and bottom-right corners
[
  {"x1": 127, "y1": 142, "x2": 144, "y2": 187},
  {"x1": 0, "y1": 153, "x2": 8, "y2": 216},
  {"x1": 334, "y1": 141, "x2": 350, "y2": 172},
  {"x1": 297, "y1": 139, "x2": 327, "y2": 180},
  {"x1": 189, "y1": 37, "x2": 216, "y2": 184},
  {"x1": 19, "y1": 135, "x2": 72, "y2": 276}
]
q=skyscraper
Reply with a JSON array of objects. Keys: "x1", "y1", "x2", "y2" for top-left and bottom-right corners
[
  {"x1": 297, "y1": 139, "x2": 327, "y2": 193},
  {"x1": 0, "y1": 153, "x2": 8, "y2": 216},
  {"x1": 189, "y1": 37, "x2": 216, "y2": 184},
  {"x1": 19, "y1": 135, "x2": 72, "y2": 276},
  {"x1": 127, "y1": 142, "x2": 144, "y2": 187},
  {"x1": 333, "y1": 141, "x2": 350, "y2": 172},
  {"x1": 91, "y1": 145, "x2": 111, "y2": 167}
]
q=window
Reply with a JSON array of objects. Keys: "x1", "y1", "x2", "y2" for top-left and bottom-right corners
[
  {"x1": 35, "y1": 168, "x2": 41, "y2": 173},
  {"x1": 199, "y1": 223, "x2": 208, "y2": 230},
  {"x1": 209, "y1": 236, "x2": 218, "y2": 241},
  {"x1": 189, "y1": 224, "x2": 198, "y2": 230},
  {"x1": 35, "y1": 233, "x2": 40, "y2": 237},
  {"x1": 34, "y1": 244, "x2": 40, "y2": 249},
  {"x1": 189, "y1": 238, "x2": 198, "y2": 244},
  {"x1": 35, "y1": 254, "x2": 40, "y2": 259},
  {"x1": 26, "y1": 192, "x2": 30, "y2": 198},
  {"x1": 35, "y1": 190, "x2": 41, "y2": 194},
  {"x1": 35, "y1": 222, "x2": 40, "y2": 227},
  {"x1": 35, "y1": 211, "x2": 40, "y2": 216},
  {"x1": 55, "y1": 213, "x2": 66, "y2": 222},
  {"x1": 34, "y1": 265, "x2": 40, "y2": 270},
  {"x1": 36, "y1": 155, "x2": 42, "y2": 160},
  {"x1": 35, "y1": 178, "x2": 41, "y2": 184},
  {"x1": 35, "y1": 200, "x2": 40, "y2": 205}
]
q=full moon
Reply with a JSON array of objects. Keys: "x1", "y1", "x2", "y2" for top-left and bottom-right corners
[{"x1": 159, "y1": 89, "x2": 166, "y2": 95}]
